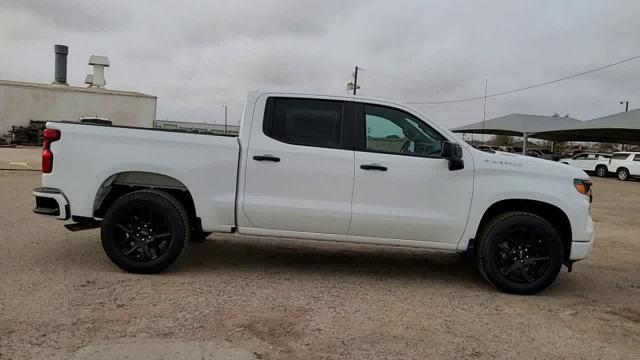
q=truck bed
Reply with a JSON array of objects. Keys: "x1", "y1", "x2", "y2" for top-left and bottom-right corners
[{"x1": 43, "y1": 121, "x2": 239, "y2": 232}]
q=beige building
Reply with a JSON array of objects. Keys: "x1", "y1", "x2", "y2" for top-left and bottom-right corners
[{"x1": 0, "y1": 80, "x2": 157, "y2": 134}]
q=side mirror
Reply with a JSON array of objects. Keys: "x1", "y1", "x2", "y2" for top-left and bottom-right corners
[{"x1": 441, "y1": 141, "x2": 464, "y2": 171}]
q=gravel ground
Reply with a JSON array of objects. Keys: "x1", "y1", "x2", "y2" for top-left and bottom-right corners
[{"x1": 1, "y1": 165, "x2": 639, "y2": 359}]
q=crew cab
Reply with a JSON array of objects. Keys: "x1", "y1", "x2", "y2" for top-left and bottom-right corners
[
  {"x1": 32, "y1": 91, "x2": 595, "y2": 294},
  {"x1": 608, "y1": 152, "x2": 640, "y2": 180},
  {"x1": 559, "y1": 153, "x2": 611, "y2": 177}
]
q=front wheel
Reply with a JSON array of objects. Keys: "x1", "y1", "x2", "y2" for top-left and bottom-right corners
[
  {"x1": 101, "y1": 189, "x2": 190, "y2": 273},
  {"x1": 476, "y1": 212, "x2": 563, "y2": 295},
  {"x1": 595, "y1": 165, "x2": 608, "y2": 177},
  {"x1": 617, "y1": 168, "x2": 630, "y2": 181}
]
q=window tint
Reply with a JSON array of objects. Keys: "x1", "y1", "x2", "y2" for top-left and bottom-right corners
[
  {"x1": 264, "y1": 98, "x2": 343, "y2": 148},
  {"x1": 634, "y1": 154, "x2": 640, "y2": 161},
  {"x1": 574, "y1": 154, "x2": 588, "y2": 160},
  {"x1": 585, "y1": 154, "x2": 597, "y2": 160},
  {"x1": 612, "y1": 153, "x2": 630, "y2": 160},
  {"x1": 363, "y1": 104, "x2": 444, "y2": 157}
]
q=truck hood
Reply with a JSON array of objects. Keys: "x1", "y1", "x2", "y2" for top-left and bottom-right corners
[{"x1": 471, "y1": 149, "x2": 590, "y2": 180}]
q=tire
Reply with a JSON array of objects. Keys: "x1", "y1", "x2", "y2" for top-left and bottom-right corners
[
  {"x1": 476, "y1": 212, "x2": 563, "y2": 295},
  {"x1": 595, "y1": 165, "x2": 608, "y2": 177},
  {"x1": 101, "y1": 189, "x2": 190, "y2": 273},
  {"x1": 617, "y1": 168, "x2": 629, "y2": 181}
]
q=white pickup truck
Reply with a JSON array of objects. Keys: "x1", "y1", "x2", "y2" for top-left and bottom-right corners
[{"x1": 33, "y1": 91, "x2": 595, "y2": 294}]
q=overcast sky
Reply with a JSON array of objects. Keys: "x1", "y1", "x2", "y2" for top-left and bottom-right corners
[{"x1": 1, "y1": 0, "x2": 638, "y2": 128}]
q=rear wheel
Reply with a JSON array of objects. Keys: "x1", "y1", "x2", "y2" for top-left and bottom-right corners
[
  {"x1": 477, "y1": 212, "x2": 563, "y2": 295},
  {"x1": 101, "y1": 189, "x2": 190, "y2": 273},
  {"x1": 595, "y1": 165, "x2": 608, "y2": 177},
  {"x1": 617, "y1": 168, "x2": 629, "y2": 181}
]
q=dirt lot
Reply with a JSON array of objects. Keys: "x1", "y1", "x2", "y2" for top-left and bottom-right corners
[{"x1": 1, "y1": 156, "x2": 639, "y2": 358}]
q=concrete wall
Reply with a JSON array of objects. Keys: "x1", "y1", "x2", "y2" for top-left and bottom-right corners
[{"x1": 0, "y1": 81, "x2": 157, "y2": 134}]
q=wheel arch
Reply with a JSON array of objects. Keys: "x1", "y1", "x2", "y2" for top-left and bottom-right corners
[
  {"x1": 474, "y1": 199, "x2": 572, "y2": 261},
  {"x1": 93, "y1": 171, "x2": 198, "y2": 227}
]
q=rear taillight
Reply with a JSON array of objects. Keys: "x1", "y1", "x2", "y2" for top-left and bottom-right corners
[{"x1": 42, "y1": 128, "x2": 61, "y2": 173}]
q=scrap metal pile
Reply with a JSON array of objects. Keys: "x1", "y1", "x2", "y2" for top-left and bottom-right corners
[{"x1": 0, "y1": 120, "x2": 45, "y2": 146}]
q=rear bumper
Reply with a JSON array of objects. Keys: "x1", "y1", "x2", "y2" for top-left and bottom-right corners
[{"x1": 33, "y1": 187, "x2": 70, "y2": 220}]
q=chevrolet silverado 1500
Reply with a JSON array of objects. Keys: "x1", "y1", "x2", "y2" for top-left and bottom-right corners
[{"x1": 33, "y1": 91, "x2": 595, "y2": 294}]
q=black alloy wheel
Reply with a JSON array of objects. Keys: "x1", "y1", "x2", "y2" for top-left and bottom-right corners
[
  {"x1": 495, "y1": 228, "x2": 551, "y2": 284},
  {"x1": 112, "y1": 207, "x2": 173, "y2": 262},
  {"x1": 101, "y1": 189, "x2": 189, "y2": 273},
  {"x1": 477, "y1": 212, "x2": 563, "y2": 294}
]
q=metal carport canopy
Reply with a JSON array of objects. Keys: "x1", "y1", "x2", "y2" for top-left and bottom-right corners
[
  {"x1": 534, "y1": 108, "x2": 640, "y2": 145},
  {"x1": 451, "y1": 114, "x2": 585, "y2": 151},
  {"x1": 451, "y1": 114, "x2": 584, "y2": 136}
]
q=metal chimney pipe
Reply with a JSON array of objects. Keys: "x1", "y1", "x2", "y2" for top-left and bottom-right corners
[{"x1": 53, "y1": 44, "x2": 68, "y2": 85}]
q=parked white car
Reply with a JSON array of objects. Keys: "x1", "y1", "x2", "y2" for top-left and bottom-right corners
[
  {"x1": 525, "y1": 149, "x2": 554, "y2": 160},
  {"x1": 32, "y1": 91, "x2": 595, "y2": 294},
  {"x1": 608, "y1": 152, "x2": 640, "y2": 181},
  {"x1": 559, "y1": 153, "x2": 611, "y2": 177}
]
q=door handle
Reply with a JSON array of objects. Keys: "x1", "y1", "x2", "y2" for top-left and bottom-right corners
[
  {"x1": 360, "y1": 164, "x2": 387, "y2": 171},
  {"x1": 253, "y1": 155, "x2": 280, "y2": 162}
]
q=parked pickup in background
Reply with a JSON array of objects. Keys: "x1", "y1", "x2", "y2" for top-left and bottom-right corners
[
  {"x1": 559, "y1": 152, "x2": 611, "y2": 177},
  {"x1": 608, "y1": 151, "x2": 640, "y2": 181},
  {"x1": 33, "y1": 91, "x2": 595, "y2": 294}
]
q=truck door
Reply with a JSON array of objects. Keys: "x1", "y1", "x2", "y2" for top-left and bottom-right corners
[
  {"x1": 241, "y1": 96, "x2": 355, "y2": 234},
  {"x1": 571, "y1": 154, "x2": 589, "y2": 170},
  {"x1": 348, "y1": 102, "x2": 473, "y2": 245}
]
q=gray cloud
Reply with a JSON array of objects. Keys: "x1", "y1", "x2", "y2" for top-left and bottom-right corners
[
  {"x1": 0, "y1": 0, "x2": 639, "y2": 127},
  {"x1": 0, "y1": 0, "x2": 132, "y2": 33}
]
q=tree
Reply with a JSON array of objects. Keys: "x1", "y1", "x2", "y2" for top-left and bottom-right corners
[{"x1": 493, "y1": 135, "x2": 514, "y2": 146}]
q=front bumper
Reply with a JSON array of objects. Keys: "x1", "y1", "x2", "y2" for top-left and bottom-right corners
[
  {"x1": 33, "y1": 187, "x2": 70, "y2": 220},
  {"x1": 569, "y1": 215, "x2": 595, "y2": 261}
]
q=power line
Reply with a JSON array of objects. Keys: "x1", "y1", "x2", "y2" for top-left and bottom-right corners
[{"x1": 363, "y1": 54, "x2": 640, "y2": 105}]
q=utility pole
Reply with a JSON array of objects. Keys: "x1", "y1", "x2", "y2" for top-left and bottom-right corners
[
  {"x1": 620, "y1": 100, "x2": 629, "y2": 112},
  {"x1": 482, "y1": 79, "x2": 488, "y2": 144},
  {"x1": 619, "y1": 101, "x2": 629, "y2": 151},
  {"x1": 353, "y1": 66, "x2": 359, "y2": 95},
  {"x1": 222, "y1": 105, "x2": 228, "y2": 134}
]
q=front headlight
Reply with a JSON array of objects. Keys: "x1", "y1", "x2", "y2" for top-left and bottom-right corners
[{"x1": 574, "y1": 179, "x2": 593, "y2": 202}]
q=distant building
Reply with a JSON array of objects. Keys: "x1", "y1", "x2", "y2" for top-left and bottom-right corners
[
  {"x1": 0, "y1": 80, "x2": 157, "y2": 134},
  {"x1": 154, "y1": 119, "x2": 239, "y2": 135}
]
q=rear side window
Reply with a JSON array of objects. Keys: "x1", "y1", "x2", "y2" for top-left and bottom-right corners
[
  {"x1": 612, "y1": 153, "x2": 630, "y2": 160},
  {"x1": 263, "y1": 98, "x2": 344, "y2": 149}
]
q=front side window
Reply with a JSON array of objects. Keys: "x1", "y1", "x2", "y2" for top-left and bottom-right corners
[
  {"x1": 634, "y1": 154, "x2": 640, "y2": 162},
  {"x1": 574, "y1": 154, "x2": 588, "y2": 160},
  {"x1": 264, "y1": 98, "x2": 344, "y2": 148},
  {"x1": 363, "y1": 104, "x2": 444, "y2": 157}
]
